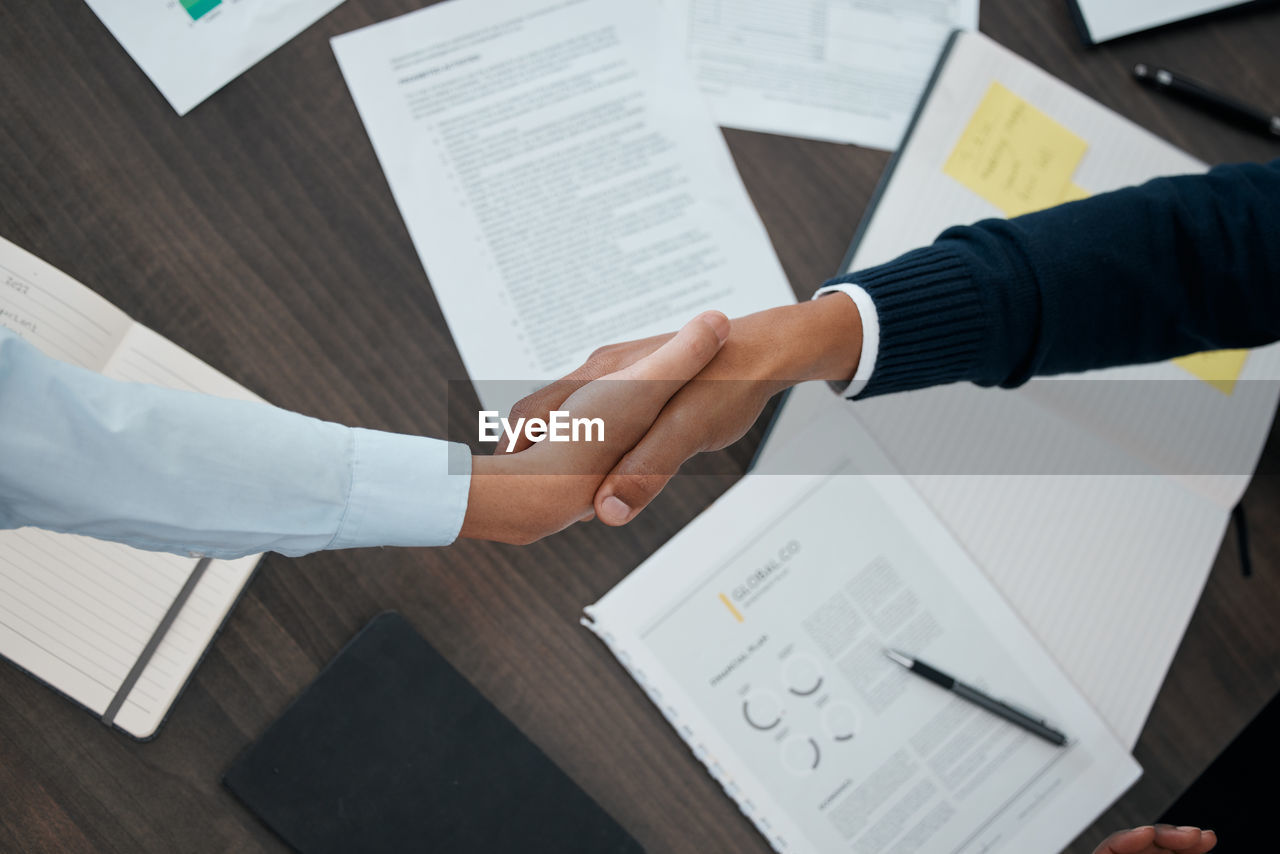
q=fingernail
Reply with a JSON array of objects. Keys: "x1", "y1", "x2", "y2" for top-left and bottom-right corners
[
  {"x1": 699, "y1": 310, "x2": 730, "y2": 345},
  {"x1": 1177, "y1": 826, "x2": 1200, "y2": 832},
  {"x1": 601, "y1": 495, "x2": 632, "y2": 524}
]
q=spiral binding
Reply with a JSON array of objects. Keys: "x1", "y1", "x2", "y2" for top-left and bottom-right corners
[{"x1": 591, "y1": 625, "x2": 791, "y2": 852}]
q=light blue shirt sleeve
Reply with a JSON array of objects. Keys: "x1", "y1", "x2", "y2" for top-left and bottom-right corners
[{"x1": 0, "y1": 328, "x2": 471, "y2": 559}]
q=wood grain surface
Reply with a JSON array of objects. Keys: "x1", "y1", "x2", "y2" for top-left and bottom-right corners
[{"x1": 2, "y1": 1, "x2": 1279, "y2": 852}]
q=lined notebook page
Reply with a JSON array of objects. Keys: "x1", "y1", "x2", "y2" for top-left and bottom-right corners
[
  {"x1": 759, "y1": 32, "x2": 1280, "y2": 747},
  {"x1": 0, "y1": 236, "x2": 261, "y2": 738},
  {"x1": 0, "y1": 245, "x2": 131, "y2": 370}
]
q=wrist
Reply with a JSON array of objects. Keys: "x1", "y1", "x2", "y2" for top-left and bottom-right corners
[
  {"x1": 763, "y1": 296, "x2": 862, "y2": 384},
  {"x1": 460, "y1": 453, "x2": 594, "y2": 544},
  {"x1": 459, "y1": 454, "x2": 508, "y2": 542},
  {"x1": 461, "y1": 454, "x2": 544, "y2": 544}
]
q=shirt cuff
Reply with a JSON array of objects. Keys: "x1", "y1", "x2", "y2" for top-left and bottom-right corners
[
  {"x1": 329, "y1": 429, "x2": 472, "y2": 550},
  {"x1": 812, "y1": 283, "x2": 880, "y2": 398}
]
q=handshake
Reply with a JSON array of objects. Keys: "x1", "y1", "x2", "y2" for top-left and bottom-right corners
[
  {"x1": 460, "y1": 297, "x2": 864, "y2": 545},
  {"x1": 463, "y1": 307, "x2": 1225, "y2": 854}
]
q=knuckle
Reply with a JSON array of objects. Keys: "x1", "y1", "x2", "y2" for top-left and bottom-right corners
[
  {"x1": 616, "y1": 454, "x2": 677, "y2": 484},
  {"x1": 507, "y1": 397, "x2": 536, "y2": 420},
  {"x1": 587, "y1": 343, "x2": 620, "y2": 364}
]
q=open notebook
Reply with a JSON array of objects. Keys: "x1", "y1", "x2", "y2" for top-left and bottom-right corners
[
  {"x1": 755, "y1": 31, "x2": 1280, "y2": 747},
  {"x1": 0, "y1": 236, "x2": 262, "y2": 739}
]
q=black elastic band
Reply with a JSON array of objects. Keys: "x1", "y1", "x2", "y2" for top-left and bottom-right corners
[
  {"x1": 102, "y1": 556, "x2": 212, "y2": 727},
  {"x1": 1233, "y1": 502, "x2": 1253, "y2": 578}
]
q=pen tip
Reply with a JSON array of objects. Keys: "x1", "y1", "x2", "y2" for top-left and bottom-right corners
[{"x1": 884, "y1": 649, "x2": 913, "y2": 668}]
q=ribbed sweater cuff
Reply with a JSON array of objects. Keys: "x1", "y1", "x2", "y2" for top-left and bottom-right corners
[{"x1": 825, "y1": 245, "x2": 985, "y2": 398}]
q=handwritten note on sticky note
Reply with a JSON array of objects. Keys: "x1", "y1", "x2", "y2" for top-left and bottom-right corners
[
  {"x1": 944, "y1": 82, "x2": 1088, "y2": 217},
  {"x1": 1172, "y1": 349, "x2": 1249, "y2": 394}
]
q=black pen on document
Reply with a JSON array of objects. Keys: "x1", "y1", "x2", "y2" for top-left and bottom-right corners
[
  {"x1": 884, "y1": 649, "x2": 1068, "y2": 747},
  {"x1": 1133, "y1": 63, "x2": 1280, "y2": 140}
]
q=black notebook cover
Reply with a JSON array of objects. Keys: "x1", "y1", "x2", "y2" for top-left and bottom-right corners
[{"x1": 224, "y1": 612, "x2": 642, "y2": 854}]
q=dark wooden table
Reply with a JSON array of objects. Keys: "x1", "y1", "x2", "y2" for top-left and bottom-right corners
[{"x1": 2, "y1": 1, "x2": 1279, "y2": 852}]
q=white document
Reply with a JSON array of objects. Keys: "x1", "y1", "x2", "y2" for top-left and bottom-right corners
[
  {"x1": 666, "y1": 0, "x2": 979, "y2": 149},
  {"x1": 0, "y1": 235, "x2": 261, "y2": 738},
  {"x1": 756, "y1": 32, "x2": 1280, "y2": 747},
  {"x1": 332, "y1": 0, "x2": 795, "y2": 411},
  {"x1": 1072, "y1": 0, "x2": 1254, "y2": 43},
  {"x1": 83, "y1": 0, "x2": 344, "y2": 115},
  {"x1": 586, "y1": 427, "x2": 1140, "y2": 854}
]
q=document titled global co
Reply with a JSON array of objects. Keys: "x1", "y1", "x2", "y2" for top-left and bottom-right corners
[
  {"x1": 636, "y1": 472, "x2": 1139, "y2": 853},
  {"x1": 333, "y1": 0, "x2": 794, "y2": 411}
]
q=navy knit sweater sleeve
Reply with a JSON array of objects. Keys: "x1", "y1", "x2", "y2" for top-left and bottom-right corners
[{"x1": 829, "y1": 159, "x2": 1280, "y2": 397}]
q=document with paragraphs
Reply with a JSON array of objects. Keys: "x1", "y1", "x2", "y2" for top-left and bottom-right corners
[
  {"x1": 585, "y1": 417, "x2": 1139, "y2": 854},
  {"x1": 666, "y1": 0, "x2": 979, "y2": 148},
  {"x1": 332, "y1": 0, "x2": 795, "y2": 411},
  {"x1": 0, "y1": 235, "x2": 261, "y2": 739}
]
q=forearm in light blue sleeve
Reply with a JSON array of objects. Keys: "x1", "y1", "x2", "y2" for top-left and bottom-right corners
[{"x1": 0, "y1": 329, "x2": 471, "y2": 559}]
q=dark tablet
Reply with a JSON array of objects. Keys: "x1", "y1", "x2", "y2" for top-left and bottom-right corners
[{"x1": 224, "y1": 612, "x2": 642, "y2": 854}]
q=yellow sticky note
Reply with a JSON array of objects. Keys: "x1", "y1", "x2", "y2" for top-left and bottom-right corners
[
  {"x1": 1172, "y1": 349, "x2": 1249, "y2": 395},
  {"x1": 944, "y1": 82, "x2": 1089, "y2": 217}
]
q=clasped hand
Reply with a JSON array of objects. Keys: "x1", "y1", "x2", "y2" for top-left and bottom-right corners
[{"x1": 461, "y1": 296, "x2": 863, "y2": 544}]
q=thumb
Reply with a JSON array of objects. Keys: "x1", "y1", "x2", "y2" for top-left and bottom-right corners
[
  {"x1": 594, "y1": 403, "x2": 701, "y2": 526},
  {"x1": 611, "y1": 310, "x2": 729, "y2": 385}
]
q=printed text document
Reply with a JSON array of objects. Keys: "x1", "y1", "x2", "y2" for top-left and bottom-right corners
[{"x1": 333, "y1": 0, "x2": 795, "y2": 410}]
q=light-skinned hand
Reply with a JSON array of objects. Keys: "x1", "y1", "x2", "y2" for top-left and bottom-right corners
[
  {"x1": 459, "y1": 310, "x2": 730, "y2": 544},
  {"x1": 1092, "y1": 825, "x2": 1217, "y2": 854},
  {"x1": 498, "y1": 296, "x2": 863, "y2": 527}
]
